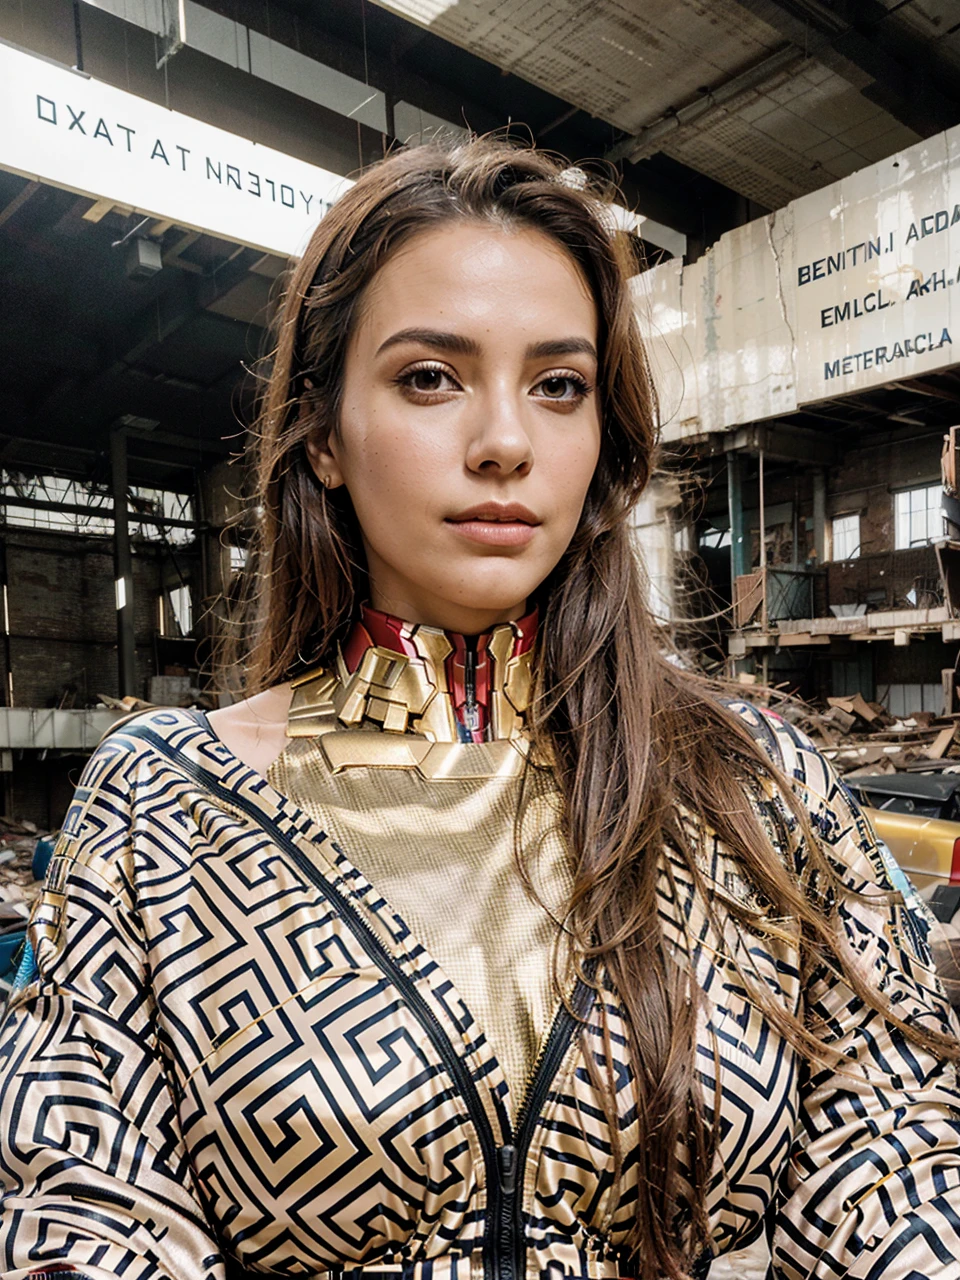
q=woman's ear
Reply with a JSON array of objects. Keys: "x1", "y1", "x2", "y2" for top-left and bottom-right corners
[
  {"x1": 304, "y1": 432, "x2": 345, "y2": 491},
  {"x1": 301, "y1": 393, "x2": 345, "y2": 491}
]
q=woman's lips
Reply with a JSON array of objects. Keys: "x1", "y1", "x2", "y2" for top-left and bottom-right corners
[
  {"x1": 445, "y1": 518, "x2": 538, "y2": 547},
  {"x1": 445, "y1": 502, "x2": 541, "y2": 548}
]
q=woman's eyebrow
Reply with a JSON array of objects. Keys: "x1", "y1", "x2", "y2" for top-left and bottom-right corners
[
  {"x1": 374, "y1": 329, "x2": 598, "y2": 362},
  {"x1": 376, "y1": 328, "x2": 481, "y2": 357},
  {"x1": 525, "y1": 337, "x2": 597, "y2": 362}
]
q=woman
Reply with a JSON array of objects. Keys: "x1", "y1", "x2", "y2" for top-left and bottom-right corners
[{"x1": 1, "y1": 139, "x2": 959, "y2": 1280}]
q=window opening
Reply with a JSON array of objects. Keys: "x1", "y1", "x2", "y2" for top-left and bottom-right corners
[
  {"x1": 699, "y1": 525, "x2": 731, "y2": 550},
  {"x1": 894, "y1": 483, "x2": 943, "y2": 549},
  {"x1": 831, "y1": 513, "x2": 860, "y2": 561},
  {"x1": 0, "y1": 470, "x2": 195, "y2": 545},
  {"x1": 877, "y1": 682, "x2": 944, "y2": 719},
  {"x1": 167, "y1": 584, "x2": 193, "y2": 637}
]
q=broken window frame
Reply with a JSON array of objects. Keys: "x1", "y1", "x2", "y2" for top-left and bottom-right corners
[
  {"x1": 894, "y1": 482, "x2": 944, "y2": 550},
  {"x1": 830, "y1": 512, "x2": 861, "y2": 561},
  {"x1": 0, "y1": 470, "x2": 196, "y2": 546}
]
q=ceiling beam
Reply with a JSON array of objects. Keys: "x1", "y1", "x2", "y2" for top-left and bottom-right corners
[
  {"x1": 199, "y1": 0, "x2": 712, "y2": 237},
  {"x1": 201, "y1": 0, "x2": 501, "y2": 141},
  {"x1": 733, "y1": 0, "x2": 960, "y2": 136},
  {"x1": 607, "y1": 46, "x2": 802, "y2": 165},
  {"x1": 0, "y1": 494, "x2": 197, "y2": 528},
  {"x1": 609, "y1": 0, "x2": 960, "y2": 172}
]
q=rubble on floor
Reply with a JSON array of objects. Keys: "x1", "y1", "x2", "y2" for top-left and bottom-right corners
[
  {"x1": 738, "y1": 678, "x2": 960, "y2": 777},
  {"x1": 0, "y1": 816, "x2": 49, "y2": 909}
]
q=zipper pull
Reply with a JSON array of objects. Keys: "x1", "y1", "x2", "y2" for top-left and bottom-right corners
[
  {"x1": 463, "y1": 646, "x2": 481, "y2": 734},
  {"x1": 498, "y1": 1143, "x2": 518, "y2": 1195}
]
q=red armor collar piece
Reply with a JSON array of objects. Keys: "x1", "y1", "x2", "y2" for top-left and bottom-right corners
[{"x1": 343, "y1": 605, "x2": 538, "y2": 744}]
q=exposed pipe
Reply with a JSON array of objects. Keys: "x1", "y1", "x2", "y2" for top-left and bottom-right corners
[
  {"x1": 538, "y1": 104, "x2": 580, "y2": 139},
  {"x1": 606, "y1": 45, "x2": 802, "y2": 164},
  {"x1": 759, "y1": 449, "x2": 768, "y2": 633},
  {"x1": 727, "y1": 452, "x2": 749, "y2": 583},
  {"x1": 759, "y1": 449, "x2": 767, "y2": 571},
  {"x1": 72, "y1": 0, "x2": 84, "y2": 71},
  {"x1": 111, "y1": 431, "x2": 138, "y2": 698},
  {"x1": 0, "y1": 538, "x2": 12, "y2": 709}
]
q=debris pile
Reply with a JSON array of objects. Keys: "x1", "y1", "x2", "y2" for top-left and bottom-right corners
[
  {"x1": 0, "y1": 817, "x2": 48, "y2": 909},
  {"x1": 754, "y1": 687, "x2": 960, "y2": 777},
  {"x1": 96, "y1": 693, "x2": 157, "y2": 713}
]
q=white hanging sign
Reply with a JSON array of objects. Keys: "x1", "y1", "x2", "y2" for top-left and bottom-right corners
[{"x1": 0, "y1": 39, "x2": 352, "y2": 255}]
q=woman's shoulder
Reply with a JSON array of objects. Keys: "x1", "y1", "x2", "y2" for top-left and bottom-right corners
[
  {"x1": 721, "y1": 696, "x2": 915, "y2": 900},
  {"x1": 57, "y1": 708, "x2": 219, "y2": 854},
  {"x1": 87, "y1": 705, "x2": 216, "y2": 781},
  {"x1": 55, "y1": 685, "x2": 294, "y2": 861},
  {"x1": 92, "y1": 683, "x2": 292, "y2": 780},
  {"x1": 719, "y1": 696, "x2": 813, "y2": 779},
  {"x1": 65, "y1": 702, "x2": 260, "y2": 839},
  {"x1": 207, "y1": 683, "x2": 292, "y2": 777},
  {"x1": 721, "y1": 696, "x2": 853, "y2": 823}
]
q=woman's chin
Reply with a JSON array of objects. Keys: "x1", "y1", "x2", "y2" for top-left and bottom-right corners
[{"x1": 442, "y1": 576, "x2": 540, "y2": 618}]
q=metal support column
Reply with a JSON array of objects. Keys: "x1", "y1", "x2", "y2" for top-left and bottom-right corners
[
  {"x1": 727, "y1": 451, "x2": 749, "y2": 582},
  {"x1": 111, "y1": 430, "x2": 137, "y2": 697},
  {"x1": 812, "y1": 468, "x2": 827, "y2": 566}
]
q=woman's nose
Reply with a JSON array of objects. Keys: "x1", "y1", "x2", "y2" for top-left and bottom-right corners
[{"x1": 464, "y1": 391, "x2": 534, "y2": 476}]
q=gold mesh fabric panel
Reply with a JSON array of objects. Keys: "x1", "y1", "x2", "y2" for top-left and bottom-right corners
[{"x1": 269, "y1": 740, "x2": 572, "y2": 1116}]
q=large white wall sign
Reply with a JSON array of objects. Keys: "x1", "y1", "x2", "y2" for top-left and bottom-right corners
[
  {"x1": 635, "y1": 118, "x2": 960, "y2": 438},
  {"x1": 0, "y1": 39, "x2": 352, "y2": 256},
  {"x1": 793, "y1": 130, "x2": 960, "y2": 402}
]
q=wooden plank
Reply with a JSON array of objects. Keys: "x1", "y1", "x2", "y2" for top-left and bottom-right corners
[
  {"x1": 0, "y1": 181, "x2": 40, "y2": 230},
  {"x1": 82, "y1": 197, "x2": 115, "y2": 223},
  {"x1": 926, "y1": 726, "x2": 957, "y2": 759},
  {"x1": 778, "y1": 633, "x2": 830, "y2": 646}
]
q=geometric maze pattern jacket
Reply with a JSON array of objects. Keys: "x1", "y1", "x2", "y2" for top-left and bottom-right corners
[{"x1": 1, "y1": 707, "x2": 960, "y2": 1280}]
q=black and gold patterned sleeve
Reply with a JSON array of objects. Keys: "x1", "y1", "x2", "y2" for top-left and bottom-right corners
[
  {"x1": 763, "y1": 715, "x2": 960, "y2": 1279},
  {"x1": 0, "y1": 735, "x2": 224, "y2": 1280}
]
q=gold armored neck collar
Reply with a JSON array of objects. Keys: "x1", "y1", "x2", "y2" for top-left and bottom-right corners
[{"x1": 287, "y1": 605, "x2": 537, "y2": 744}]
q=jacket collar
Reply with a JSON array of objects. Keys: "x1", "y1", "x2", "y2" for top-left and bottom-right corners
[{"x1": 288, "y1": 606, "x2": 537, "y2": 744}]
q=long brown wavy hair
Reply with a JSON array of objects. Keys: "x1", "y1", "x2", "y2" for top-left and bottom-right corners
[{"x1": 234, "y1": 137, "x2": 960, "y2": 1280}]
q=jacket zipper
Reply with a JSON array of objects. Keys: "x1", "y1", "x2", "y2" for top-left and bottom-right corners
[
  {"x1": 493, "y1": 970, "x2": 597, "y2": 1280},
  {"x1": 129, "y1": 723, "x2": 593, "y2": 1280},
  {"x1": 462, "y1": 642, "x2": 481, "y2": 738}
]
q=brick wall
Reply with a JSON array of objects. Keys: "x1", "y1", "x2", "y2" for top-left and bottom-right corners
[
  {"x1": 827, "y1": 434, "x2": 941, "y2": 557},
  {"x1": 4, "y1": 529, "x2": 196, "y2": 706},
  {"x1": 825, "y1": 545, "x2": 941, "y2": 611}
]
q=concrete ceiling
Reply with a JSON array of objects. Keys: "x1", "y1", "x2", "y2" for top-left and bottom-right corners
[{"x1": 367, "y1": 0, "x2": 960, "y2": 210}]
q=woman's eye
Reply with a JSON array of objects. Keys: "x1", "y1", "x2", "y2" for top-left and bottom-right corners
[
  {"x1": 535, "y1": 375, "x2": 588, "y2": 402},
  {"x1": 411, "y1": 368, "x2": 445, "y2": 392},
  {"x1": 398, "y1": 365, "x2": 459, "y2": 395}
]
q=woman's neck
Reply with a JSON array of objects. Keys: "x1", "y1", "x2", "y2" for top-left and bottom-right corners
[{"x1": 366, "y1": 588, "x2": 529, "y2": 638}]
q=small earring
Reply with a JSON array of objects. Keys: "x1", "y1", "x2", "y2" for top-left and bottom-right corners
[{"x1": 322, "y1": 475, "x2": 332, "y2": 489}]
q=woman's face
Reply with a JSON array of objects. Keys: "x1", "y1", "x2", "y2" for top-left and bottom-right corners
[{"x1": 306, "y1": 221, "x2": 602, "y2": 634}]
